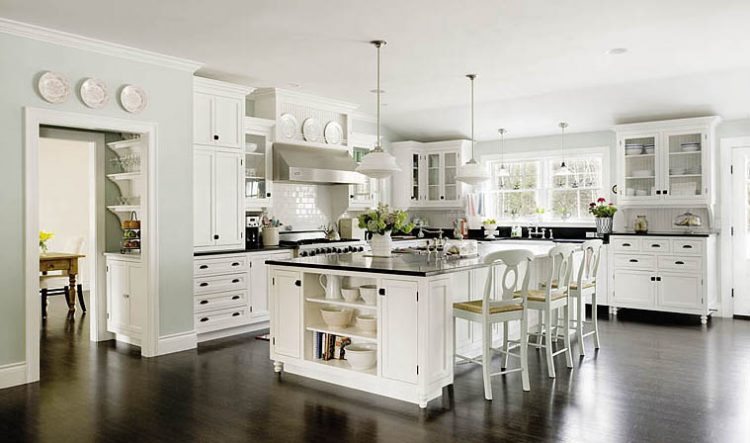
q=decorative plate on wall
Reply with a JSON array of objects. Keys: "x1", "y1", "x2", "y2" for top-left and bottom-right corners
[
  {"x1": 324, "y1": 121, "x2": 344, "y2": 145},
  {"x1": 120, "y1": 85, "x2": 148, "y2": 113},
  {"x1": 302, "y1": 118, "x2": 323, "y2": 143},
  {"x1": 80, "y1": 78, "x2": 109, "y2": 109},
  {"x1": 37, "y1": 71, "x2": 71, "y2": 104},
  {"x1": 279, "y1": 113, "x2": 298, "y2": 139}
]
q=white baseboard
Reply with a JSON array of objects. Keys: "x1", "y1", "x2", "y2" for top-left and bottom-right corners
[
  {"x1": 0, "y1": 362, "x2": 28, "y2": 390},
  {"x1": 158, "y1": 330, "x2": 197, "y2": 355},
  {"x1": 197, "y1": 321, "x2": 269, "y2": 344}
]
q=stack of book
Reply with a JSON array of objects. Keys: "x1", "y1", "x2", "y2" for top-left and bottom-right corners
[{"x1": 314, "y1": 332, "x2": 351, "y2": 361}]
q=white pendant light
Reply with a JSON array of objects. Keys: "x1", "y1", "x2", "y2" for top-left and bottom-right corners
[
  {"x1": 356, "y1": 40, "x2": 401, "y2": 179},
  {"x1": 555, "y1": 122, "x2": 572, "y2": 176},
  {"x1": 497, "y1": 128, "x2": 510, "y2": 177},
  {"x1": 455, "y1": 74, "x2": 490, "y2": 186}
]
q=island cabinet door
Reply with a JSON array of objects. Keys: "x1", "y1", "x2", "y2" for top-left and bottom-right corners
[
  {"x1": 270, "y1": 269, "x2": 302, "y2": 359},
  {"x1": 381, "y1": 279, "x2": 419, "y2": 385},
  {"x1": 612, "y1": 270, "x2": 655, "y2": 309}
]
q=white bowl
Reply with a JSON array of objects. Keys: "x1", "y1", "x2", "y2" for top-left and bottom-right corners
[
  {"x1": 245, "y1": 142, "x2": 258, "y2": 152},
  {"x1": 357, "y1": 315, "x2": 377, "y2": 332},
  {"x1": 345, "y1": 343, "x2": 377, "y2": 370},
  {"x1": 681, "y1": 143, "x2": 700, "y2": 152},
  {"x1": 635, "y1": 190, "x2": 648, "y2": 196},
  {"x1": 320, "y1": 307, "x2": 352, "y2": 328},
  {"x1": 359, "y1": 285, "x2": 378, "y2": 305},
  {"x1": 625, "y1": 147, "x2": 643, "y2": 155},
  {"x1": 644, "y1": 146, "x2": 655, "y2": 154},
  {"x1": 341, "y1": 288, "x2": 360, "y2": 303}
]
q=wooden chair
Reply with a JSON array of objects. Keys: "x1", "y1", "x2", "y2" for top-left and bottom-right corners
[
  {"x1": 453, "y1": 249, "x2": 535, "y2": 400},
  {"x1": 520, "y1": 244, "x2": 575, "y2": 378},
  {"x1": 40, "y1": 237, "x2": 86, "y2": 318}
]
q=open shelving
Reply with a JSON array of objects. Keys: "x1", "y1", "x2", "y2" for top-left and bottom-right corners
[
  {"x1": 309, "y1": 357, "x2": 377, "y2": 376},
  {"x1": 305, "y1": 323, "x2": 377, "y2": 343},
  {"x1": 305, "y1": 296, "x2": 377, "y2": 311}
]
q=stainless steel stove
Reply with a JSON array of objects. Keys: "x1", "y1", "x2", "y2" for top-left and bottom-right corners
[{"x1": 278, "y1": 230, "x2": 368, "y2": 257}]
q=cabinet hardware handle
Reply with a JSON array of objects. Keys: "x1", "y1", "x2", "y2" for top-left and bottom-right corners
[
  {"x1": 214, "y1": 234, "x2": 220, "y2": 240},
  {"x1": 629, "y1": 259, "x2": 638, "y2": 263},
  {"x1": 232, "y1": 295, "x2": 240, "y2": 300},
  {"x1": 200, "y1": 300, "x2": 208, "y2": 305},
  {"x1": 213, "y1": 135, "x2": 219, "y2": 140},
  {"x1": 123, "y1": 293, "x2": 130, "y2": 298},
  {"x1": 622, "y1": 243, "x2": 631, "y2": 247},
  {"x1": 200, "y1": 283, "x2": 208, "y2": 287},
  {"x1": 350, "y1": 195, "x2": 354, "y2": 199},
  {"x1": 231, "y1": 262, "x2": 240, "y2": 266},
  {"x1": 682, "y1": 245, "x2": 693, "y2": 249},
  {"x1": 294, "y1": 280, "x2": 301, "y2": 287},
  {"x1": 663, "y1": 189, "x2": 668, "y2": 194},
  {"x1": 199, "y1": 265, "x2": 208, "y2": 269},
  {"x1": 675, "y1": 261, "x2": 685, "y2": 265},
  {"x1": 650, "y1": 276, "x2": 656, "y2": 281},
  {"x1": 656, "y1": 276, "x2": 662, "y2": 281},
  {"x1": 266, "y1": 192, "x2": 272, "y2": 197},
  {"x1": 656, "y1": 190, "x2": 662, "y2": 195},
  {"x1": 440, "y1": 196, "x2": 444, "y2": 200},
  {"x1": 232, "y1": 312, "x2": 240, "y2": 317},
  {"x1": 651, "y1": 244, "x2": 660, "y2": 248},
  {"x1": 200, "y1": 317, "x2": 209, "y2": 322},
  {"x1": 231, "y1": 279, "x2": 240, "y2": 283},
  {"x1": 378, "y1": 288, "x2": 386, "y2": 296}
]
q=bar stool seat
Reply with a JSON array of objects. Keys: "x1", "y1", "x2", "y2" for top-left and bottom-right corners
[
  {"x1": 515, "y1": 289, "x2": 567, "y2": 302},
  {"x1": 454, "y1": 300, "x2": 523, "y2": 315}
]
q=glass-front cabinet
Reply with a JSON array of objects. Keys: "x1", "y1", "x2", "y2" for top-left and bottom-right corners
[
  {"x1": 349, "y1": 145, "x2": 377, "y2": 209},
  {"x1": 244, "y1": 117, "x2": 275, "y2": 211},
  {"x1": 615, "y1": 117, "x2": 719, "y2": 206}
]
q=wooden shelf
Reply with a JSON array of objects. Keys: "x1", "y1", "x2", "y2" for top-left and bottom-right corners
[
  {"x1": 309, "y1": 357, "x2": 377, "y2": 376},
  {"x1": 305, "y1": 296, "x2": 377, "y2": 310},
  {"x1": 306, "y1": 323, "x2": 377, "y2": 343},
  {"x1": 106, "y1": 172, "x2": 141, "y2": 181}
]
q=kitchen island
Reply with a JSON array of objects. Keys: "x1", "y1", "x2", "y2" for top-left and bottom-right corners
[{"x1": 266, "y1": 242, "x2": 555, "y2": 408}]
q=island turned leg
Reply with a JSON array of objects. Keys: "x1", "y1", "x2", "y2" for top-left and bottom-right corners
[
  {"x1": 700, "y1": 315, "x2": 708, "y2": 325},
  {"x1": 273, "y1": 361, "x2": 284, "y2": 373}
]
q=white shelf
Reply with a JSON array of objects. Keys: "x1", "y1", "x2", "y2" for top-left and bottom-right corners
[
  {"x1": 106, "y1": 172, "x2": 141, "y2": 181},
  {"x1": 305, "y1": 296, "x2": 377, "y2": 310},
  {"x1": 625, "y1": 153, "x2": 655, "y2": 159},
  {"x1": 107, "y1": 139, "x2": 142, "y2": 150},
  {"x1": 669, "y1": 174, "x2": 701, "y2": 178},
  {"x1": 625, "y1": 176, "x2": 655, "y2": 179},
  {"x1": 669, "y1": 151, "x2": 701, "y2": 156},
  {"x1": 309, "y1": 357, "x2": 377, "y2": 376},
  {"x1": 244, "y1": 151, "x2": 265, "y2": 157},
  {"x1": 107, "y1": 205, "x2": 140, "y2": 212},
  {"x1": 306, "y1": 323, "x2": 377, "y2": 343},
  {"x1": 245, "y1": 176, "x2": 266, "y2": 180}
]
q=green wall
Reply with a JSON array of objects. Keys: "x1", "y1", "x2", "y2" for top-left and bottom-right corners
[{"x1": 0, "y1": 32, "x2": 195, "y2": 365}]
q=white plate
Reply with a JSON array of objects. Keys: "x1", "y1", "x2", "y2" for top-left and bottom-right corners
[
  {"x1": 38, "y1": 71, "x2": 71, "y2": 104},
  {"x1": 632, "y1": 169, "x2": 654, "y2": 177},
  {"x1": 279, "y1": 113, "x2": 298, "y2": 139},
  {"x1": 681, "y1": 144, "x2": 700, "y2": 152},
  {"x1": 80, "y1": 78, "x2": 109, "y2": 109},
  {"x1": 302, "y1": 117, "x2": 323, "y2": 142},
  {"x1": 324, "y1": 121, "x2": 344, "y2": 145},
  {"x1": 119, "y1": 85, "x2": 147, "y2": 113}
]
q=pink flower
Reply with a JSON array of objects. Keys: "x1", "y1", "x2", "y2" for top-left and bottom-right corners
[{"x1": 597, "y1": 197, "x2": 606, "y2": 203}]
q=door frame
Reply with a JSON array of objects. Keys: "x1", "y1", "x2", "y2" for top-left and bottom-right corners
[
  {"x1": 38, "y1": 127, "x2": 112, "y2": 343},
  {"x1": 24, "y1": 107, "x2": 160, "y2": 384},
  {"x1": 719, "y1": 136, "x2": 750, "y2": 317}
]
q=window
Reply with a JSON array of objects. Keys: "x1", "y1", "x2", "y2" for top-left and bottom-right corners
[{"x1": 484, "y1": 149, "x2": 607, "y2": 223}]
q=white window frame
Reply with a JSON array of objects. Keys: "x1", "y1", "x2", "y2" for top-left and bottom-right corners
[{"x1": 481, "y1": 146, "x2": 610, "y2": 226}]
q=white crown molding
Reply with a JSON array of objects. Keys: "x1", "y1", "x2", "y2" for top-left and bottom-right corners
[
  {"x1": 0, "y1": 17, "x2": 203, "y2": 73},
  {"x1": 194, "y1": 76, "x2": 255, "y2": 96},
  {"x1": 251, "y1": 87, "x2": 360, "y2": 113}
]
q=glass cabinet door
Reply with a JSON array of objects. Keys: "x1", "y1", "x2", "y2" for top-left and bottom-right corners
[
  {"x1": 351, "y1": 147, "x2": 374, "y2": 205},
  {"x1": 443, "y1": 152, "x2": 458, "y2": 201},
  {"x1": 622, "y1": 134, "x2": 660, "y2": 200},
  {"x1": 244, "y1": 133, "x2": 268, "y2": 204},
  {"x1": 664, "y1": 131, "x2": 705, "y2": 199},
  {"x1": 411, "y1": 153, "x2": 420, "y2": 201},
  {"x1": 427, "y1": 153, "x2": 441, "y2": 201}
]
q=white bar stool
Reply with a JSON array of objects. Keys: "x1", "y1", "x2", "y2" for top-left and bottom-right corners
[{"x1": 569, "y1": 239, "x2": 603, "y2": 356}]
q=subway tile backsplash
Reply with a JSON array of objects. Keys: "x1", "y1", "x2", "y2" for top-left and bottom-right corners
[{"x1": 270, "y1": 183, "x2": 333, "y2": 230}]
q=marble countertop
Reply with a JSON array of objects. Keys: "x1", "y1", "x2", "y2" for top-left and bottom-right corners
[{"x1": 265, "y1": 241, "x2": 557, "y2": 277}]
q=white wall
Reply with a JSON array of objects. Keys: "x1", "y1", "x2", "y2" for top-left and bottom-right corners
[{"x1": 38, "y1": 137, "x2": 91, "y2": 286}]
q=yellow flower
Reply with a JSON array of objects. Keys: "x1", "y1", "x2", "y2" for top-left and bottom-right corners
[{"x1": 39, "y1": 231, "x2": 54, "y2": 242}]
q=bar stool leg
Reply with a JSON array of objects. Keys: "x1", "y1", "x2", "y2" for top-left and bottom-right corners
[
  {"x1": 544, "y1": 307, "x2": 555, "y2": 378},
  {"x1": 592, "y1": 289, "x2": 601, "y2": 349},
  {"x1": 482, "y1": 320, "x2": 493, "y2": 400},
  {"x1": 577, "y1": 293, "x2": 586, "y2": 357},
  {"x1": 501, "y1": 322, "x2": 509, "y2": 369},
  {"x1": 536, "y1": 311, "x2": 544, "y2": 346},
  {"x1": 520, "y1": 313, "x2": 530, "y2": 392},
  {"x1": 564, "y1": 301, "x2": 574, "y2": 368}
]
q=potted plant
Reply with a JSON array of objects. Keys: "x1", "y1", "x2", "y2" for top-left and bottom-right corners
[
  {"x1": 588, "y1": 198, "x2": 617, "y2": 235},
  {"x1": 358, "y1": 204, "x2": 414, "y2": 257},
  {"x1": 482, "y1": 218, "x2": 498, "y2": 239},
  {"x1": 39, "y1": 230, "x2": 53, "y2": 254}
]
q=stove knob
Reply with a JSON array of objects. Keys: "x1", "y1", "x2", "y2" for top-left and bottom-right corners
[
  {"x1": 358, "y1": 246, "x2": 364, "y2": 252},
  {"x1": 326, "y1": 247, "x2": 333, "y2": 253},
  {"x1": 300, "y1": 251, "x2": 308, "y2": 257},
  {"x1": 309, "y1": 250, "x2": 316, "y2": 256},
  {"x1": 343, "y1": 246, "x2": 351, "y2": 253},
  {"x1": 336, "y1": 248, "x2": 343, "y2": 253}
]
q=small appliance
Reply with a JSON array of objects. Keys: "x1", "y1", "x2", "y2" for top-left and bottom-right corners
[{"x1": 245, "y1": 215, "x2": 261, "y2": 249}]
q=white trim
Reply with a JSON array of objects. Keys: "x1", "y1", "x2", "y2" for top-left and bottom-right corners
[
  {"x1": 158, "y1": 331, "x2": 198, "y2": 355},
  {"x1": 719, "y1": 136, "x2": 750, "y2": 317},
  {"x1": 0, "y1": 17, "x2": 202, "y2": 72},
  {"x1": 24, "y1": 107, "x2": 161, "y2": 386},
  {"x1": 250, "y1": 88, "x2": 360, "y2": 113},
  {"x1": 351, "y1": 112, "x2": 377, "y2": 124},
  {"x1": 197, "y1": 321, "x2": 269, "y2": 344},
  {"x1": 0, "y1": 362, "x2": 28, "y2": 390},
  {"x1": 194, "y1": 77, "x2": 255, "y2": 97}
]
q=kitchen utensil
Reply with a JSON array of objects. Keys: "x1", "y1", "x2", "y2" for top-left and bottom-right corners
[
  {"x1": 359, "y1": 285, "x2": 378, "y2": 305},
  {"x1": 341, "y1": 288, "x2": 360, "y2": 302},
  {"x1": 320, "y1": 307, "x2": 352, "y2": 328},
  {"x1": 344, "y1": 343, "x2": 377, "y2": 370},
  {"x1": 262, "y1": 226, "x2": 280, "y2": 246},
  {"x1": 356, "y1": 315, "x2": 377, "y2": 332},
  {"x1": 319, "y1": 274, "x2": 342, "y2": 299},
  {"x1": 38, "y1": 71, "x2": 71, "y2": 104}
]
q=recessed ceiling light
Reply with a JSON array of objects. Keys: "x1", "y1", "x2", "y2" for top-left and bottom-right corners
[
  {"x1": 606, "y1": 47, "x2": 628, "y2": 55},
  {"x1": 287, "y1": 82, "x2": 301, "y2": 88},
  {"x1": 369, "y1": 88, "x2": 386, "y2": 94}
]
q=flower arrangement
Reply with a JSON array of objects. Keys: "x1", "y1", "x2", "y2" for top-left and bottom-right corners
[
  {"x1": 39, "y1": 230, "x2": 53, "y2": 253},
  {"x1": 588, "y1": 198, "x2": 617, "y2": 218},
  {"x1": 482, "y1": 219, "x2": 497, "y2": 225},
  {"x1": 358, "y1": 203, "x2": 414, "y2": 235}
]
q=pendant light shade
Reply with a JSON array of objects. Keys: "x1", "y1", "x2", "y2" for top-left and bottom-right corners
[
  {"x1": 497, "y1": 128, "x2": 510, "y2": 177},
  {"x1": 456, "y1": 74, "x2": 490, "y2": 186},
  {"x1": 356, "y1": 40, "x2": 401, "y2": 179},
  {"x1": 555, "y1": 122, "x2": 572, "y2": 176}
]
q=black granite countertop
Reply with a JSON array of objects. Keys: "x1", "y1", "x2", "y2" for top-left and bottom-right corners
[
  {"x1": 266, "y1": 242, "x2": 555, "y2": 277},
  {"x1": 194, "y1": 245, "x2": 295, "y2": 257},
  {"x1": 610, "y1": 231, "x2": 714, "y2": 238}
]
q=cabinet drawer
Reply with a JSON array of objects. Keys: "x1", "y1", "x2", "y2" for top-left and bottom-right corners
[
  {"x1": 194, "y1": 255, "x2": 247, "y2": 276},
  {"x1": 657, "y1": 256, "x2": 701, "y2": 272},
  {"x1": 611, "y1": 237, "x2": 641, "y2": 252},
  {"x1": 194, "y1": 273, "x2": 247, "y2": 295},
  {"x1": 194, "y1": 290, "x2": 246, "y2": 313},
  {"x1": 613, "y1": 254, "x2": 655, "y2": 269},
  {"x1": 195, "y1": 307, "x2": 249, "y2": 333},
  {"x1": 642, "y1": 239, "x2": 670, "y2": 253},
  {"x1": 671, "y1": 239, "x2": 703, "y2": 255}
]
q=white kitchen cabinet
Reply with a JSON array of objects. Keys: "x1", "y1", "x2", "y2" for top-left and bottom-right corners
[
  {"x1": 249, "y1": 250, "x2": 293, "y2": 319},
  {"x1": 615, "y1": 116, "x2": 720, "y2": 207},
  {"x1": 244, "y1": 117, "x2": 276, "y2": 211},
  {"x1": 392, "y1": 140, "x2": 470, "y2": 210},
  {"x1": 193, "y1": 147, "x2": 244, "y2": 252},
  {"x1": 270, "y1": 269, "x2": 303, "y2": 359},
  {"x1": 193, "y1": 77, "x2": 253, "y2": 149},
  {"x1": 106, "y1": 255, "x2": 145, "y2": 343},
  {"x1": 609, "y1": 235, "x2": 716, "y2": 323},
  {"x1": 381, "y1": 279, "x2": 419, "y2": 384}
]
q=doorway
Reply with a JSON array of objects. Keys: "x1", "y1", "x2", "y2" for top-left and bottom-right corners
[{"x1": 731, "y1": 147, "x2": 750, "y2": 316}]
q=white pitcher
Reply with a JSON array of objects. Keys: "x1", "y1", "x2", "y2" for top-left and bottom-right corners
[{"x1": 319, "y1": 274, "x2": 342, "y2": 300}]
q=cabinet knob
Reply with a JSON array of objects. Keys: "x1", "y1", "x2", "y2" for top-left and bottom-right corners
[
  {"x1": 199, "y1": 282, "x2": 208, "y2": 287},
  {"x1": 200, "y1": 300, "x2": 208, "y2": 305},
  {"x1": 440, "y1": 196, "x2": 444, "y2": 200},
  {"x1": 656, "y1": 190, "x2": 662, "y2": 195},
  {"x1": 675, "y1": 261, "x2": 685, "y2": 265},
  {"x1": 231, "y1": 279, "x2": 240, "y2": 283},
  {"x1": 231, "y1": 262, "x2": 240, "y2": 266},
  {"x1": 199, "y1": 265, "x2": 208, "y2": 269},
  {"x1": 294, "y1": 280, "x2": 301, "y2": 287},
  {"x1": 663, "y1": 189, "x2": 668, "y2": 195},
  {"x1": 213, "y1": 135, "x2": 219, "y2": 141},
  {"x1": 213, "y1": 234, "x2": 220, "y2": 240},
  {"x1": 200, "y1": 317, "x2": 209, "y2": 322},
  {"x1": 266, "y1": 192, "x2": 272, "y2": 197},
  {"x1": 656, "y1": 276, "x2": 662, "y2": 282},
  {"x1": 232, "y1": 312, "x2": 241, "y2": 317},
  {"x1": 650, "y1": 276, "x2": 656, "y2": 281},
  {"x1": 378, "y1": 288, "x2": 386, "y2": 296},
  {"x1": 232, "y1": 295, "x2": 240, "y2": 300},
  {"x1": 350, "y1": 195, "x2": 354, "y2": 199}
]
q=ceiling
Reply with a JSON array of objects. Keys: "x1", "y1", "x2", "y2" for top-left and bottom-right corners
[{"x1": 3, "y1": 0, "x2": 750, "y2": 140}]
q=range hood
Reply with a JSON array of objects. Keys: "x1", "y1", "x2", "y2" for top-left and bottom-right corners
[{"x1": 272, "y1": 142, "x2": 367, "y2": 185}]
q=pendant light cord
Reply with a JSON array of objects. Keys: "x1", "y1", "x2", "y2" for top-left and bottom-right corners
[
  {"x1": 467, "y1": 74, "x2": 477, "y2": 161},
  {"x1": 376, "y1": 42, "x2": 381, "y2": 151},
  {"x1": 559, "y1": 122, "x2": 568, "y2": 164}
]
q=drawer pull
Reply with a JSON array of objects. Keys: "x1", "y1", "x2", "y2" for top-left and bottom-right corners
[
  {"x1": 650, "y1": 276, "x2": 656, "y2": 281},
  {"x1": 199, "y1": 265, "x2": 208, "y2": 269},
  {"x1": 232, "y1": 262, "x2": 240, "y2": 266},
  {"x1": 231, "y1": 279, "x2": 240, "y2": 283},
  {"x1": 199, "y1": 282, "x2": 209, "y2": 287},
  {"x1": 200, "y1": 317, "x2": 209, "y2": 322},
  {"x1": 622, "y1": 243, "x2": 631, "y2": 247},
  {"x1": 232, "y1": 295, "x2": 240, "y2": 300},
  {"x1": 650, "y1": 244, "x2": 661, "y2": 248},
  {"x1": 232, "y1": 312, "x2": 241, "y2": 317},
  {"x1": 682, "y1": 245, "x2": 693, "y2": 249},
  {"x1": 200, "y1": 300, "x2": 208, "y2": 305},
  {"x1": 629, "y1": 259, "x2": 638, "y2": 263},
  {"x1": 295, "y1": 280, "x2": 301, "y2": 287},
  {"x1": 656, "y1": 276, "x2": 662, "y2": 282},
  {"x1": 675, "y1": 261, "x2": 685, "y2": 265}
]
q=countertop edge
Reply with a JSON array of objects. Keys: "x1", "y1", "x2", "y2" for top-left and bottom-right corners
[{"x1": 194, "y1": 246, "x2": 295, "y2": 257}]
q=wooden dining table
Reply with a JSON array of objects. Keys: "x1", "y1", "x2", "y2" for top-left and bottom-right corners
[{"x1": 40, "y1": 252, "x2": 85, "y2": 313}]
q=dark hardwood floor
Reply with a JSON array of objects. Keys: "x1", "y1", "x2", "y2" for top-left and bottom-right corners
[{"x1": 1, "y1": 295, "x2": 749, "y2": 442}]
